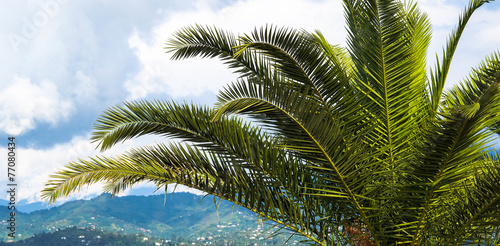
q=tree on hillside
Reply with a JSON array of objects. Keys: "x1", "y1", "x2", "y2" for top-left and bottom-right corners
[{"x1": 43, "y1": 0, "x2": 500, "y2": 245}]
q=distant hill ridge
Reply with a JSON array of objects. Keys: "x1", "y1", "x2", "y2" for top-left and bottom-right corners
[
  {"x1": 0, "y1": 199, "x2": 47, "y2": 213},
  {"x1": 1, "y1": 193, "x2": 299, "y2": 244}
]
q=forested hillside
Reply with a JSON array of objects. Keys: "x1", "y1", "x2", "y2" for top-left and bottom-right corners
[{"x1": 1, "y1": 193, "x2": 299, "y2": 245}]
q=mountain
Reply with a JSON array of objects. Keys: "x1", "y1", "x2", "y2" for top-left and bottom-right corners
[
  {"x1": 0, "y1": 227, "x2": 168, "y2": 246},
  {"x1": 0, "y1": 199, "x2": 49, "y2": 213},
  {"x1": 0, "y1": 193, "x2": 300, "y2": 245}
]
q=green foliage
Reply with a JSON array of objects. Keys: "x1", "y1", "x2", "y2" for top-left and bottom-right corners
[
  {"x1": 0, "y1": 227, "x2": 164, "y2": 246},
  {"x1": 1, "y1": 193, "x2": 297, "y2": 244},
  {"x1": 43, "y1": 0, "x2": 500, "y2": 245}
]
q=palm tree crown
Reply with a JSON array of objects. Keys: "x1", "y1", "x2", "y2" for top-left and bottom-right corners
[{"x1": 43, "y1": 0, "x2": 500, "y2": 245}]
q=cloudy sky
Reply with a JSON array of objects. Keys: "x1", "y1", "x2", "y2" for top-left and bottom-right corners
[{"x1": 1, "y1": 0, "x2": 499, "y2": 206}]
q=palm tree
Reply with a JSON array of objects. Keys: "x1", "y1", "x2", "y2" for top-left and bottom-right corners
[{"x1": 42, "y1": 0, "x2": 500, "y2": 245}]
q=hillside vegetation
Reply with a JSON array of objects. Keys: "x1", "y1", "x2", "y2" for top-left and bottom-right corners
[{"x1": 1, "y1": 193, "x2": 299, "y2": 245}]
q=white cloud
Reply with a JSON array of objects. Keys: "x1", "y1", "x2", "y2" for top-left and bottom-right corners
[
  {"x1": 73, "y1": 70, "x2": 98, "y2": 103},
  {"x1": 468, "y1": 7, "x2": 500, "y2": 48},
  {"x1": 0, "y1": 76, "x2": 73, "y2": 135},
  {"x1": 0, "y1": 0, "x2": 190, "y2": 134},
  {"x1": 419, "y1": 0, "x2": 463, "y2": 27}
]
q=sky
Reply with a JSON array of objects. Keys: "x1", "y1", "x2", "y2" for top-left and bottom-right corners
[{"x1": 1, "y1": 0, "x2": 499, "y2": 206}]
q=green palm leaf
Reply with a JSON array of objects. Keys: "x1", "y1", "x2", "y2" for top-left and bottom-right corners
[{"x1": 430, "y1": 0, "x2": 493, "y2": 112}]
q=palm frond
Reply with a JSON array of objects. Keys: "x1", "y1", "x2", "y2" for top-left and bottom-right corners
[
  {"x1": 430, "y1": 0, "x2": 492, "y2": 111},
  {"x1": 343, "y1": 2, "x2": 434, "y2": 241},
  {"x1": 412, "y1": 52, "x2": 500, "y2": 244},
  {"x1": 214, "y1": 73, "x2": 380, "y2": 244},
  {"x1": 344, "y1": 0, "x2": 431, "y2": 164},
  {"x1": 92, "y1": 100, "x2": 270, "y2": 155},
  {"x1": 44, "y1": 141, "x2": 352, "y2": 245},
  {"x1": 166, "y1": 24, "x2": 268, "y2": 78},
  {"x1": 235, "y1": 25, "x2": 356, "y2": 110}
]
